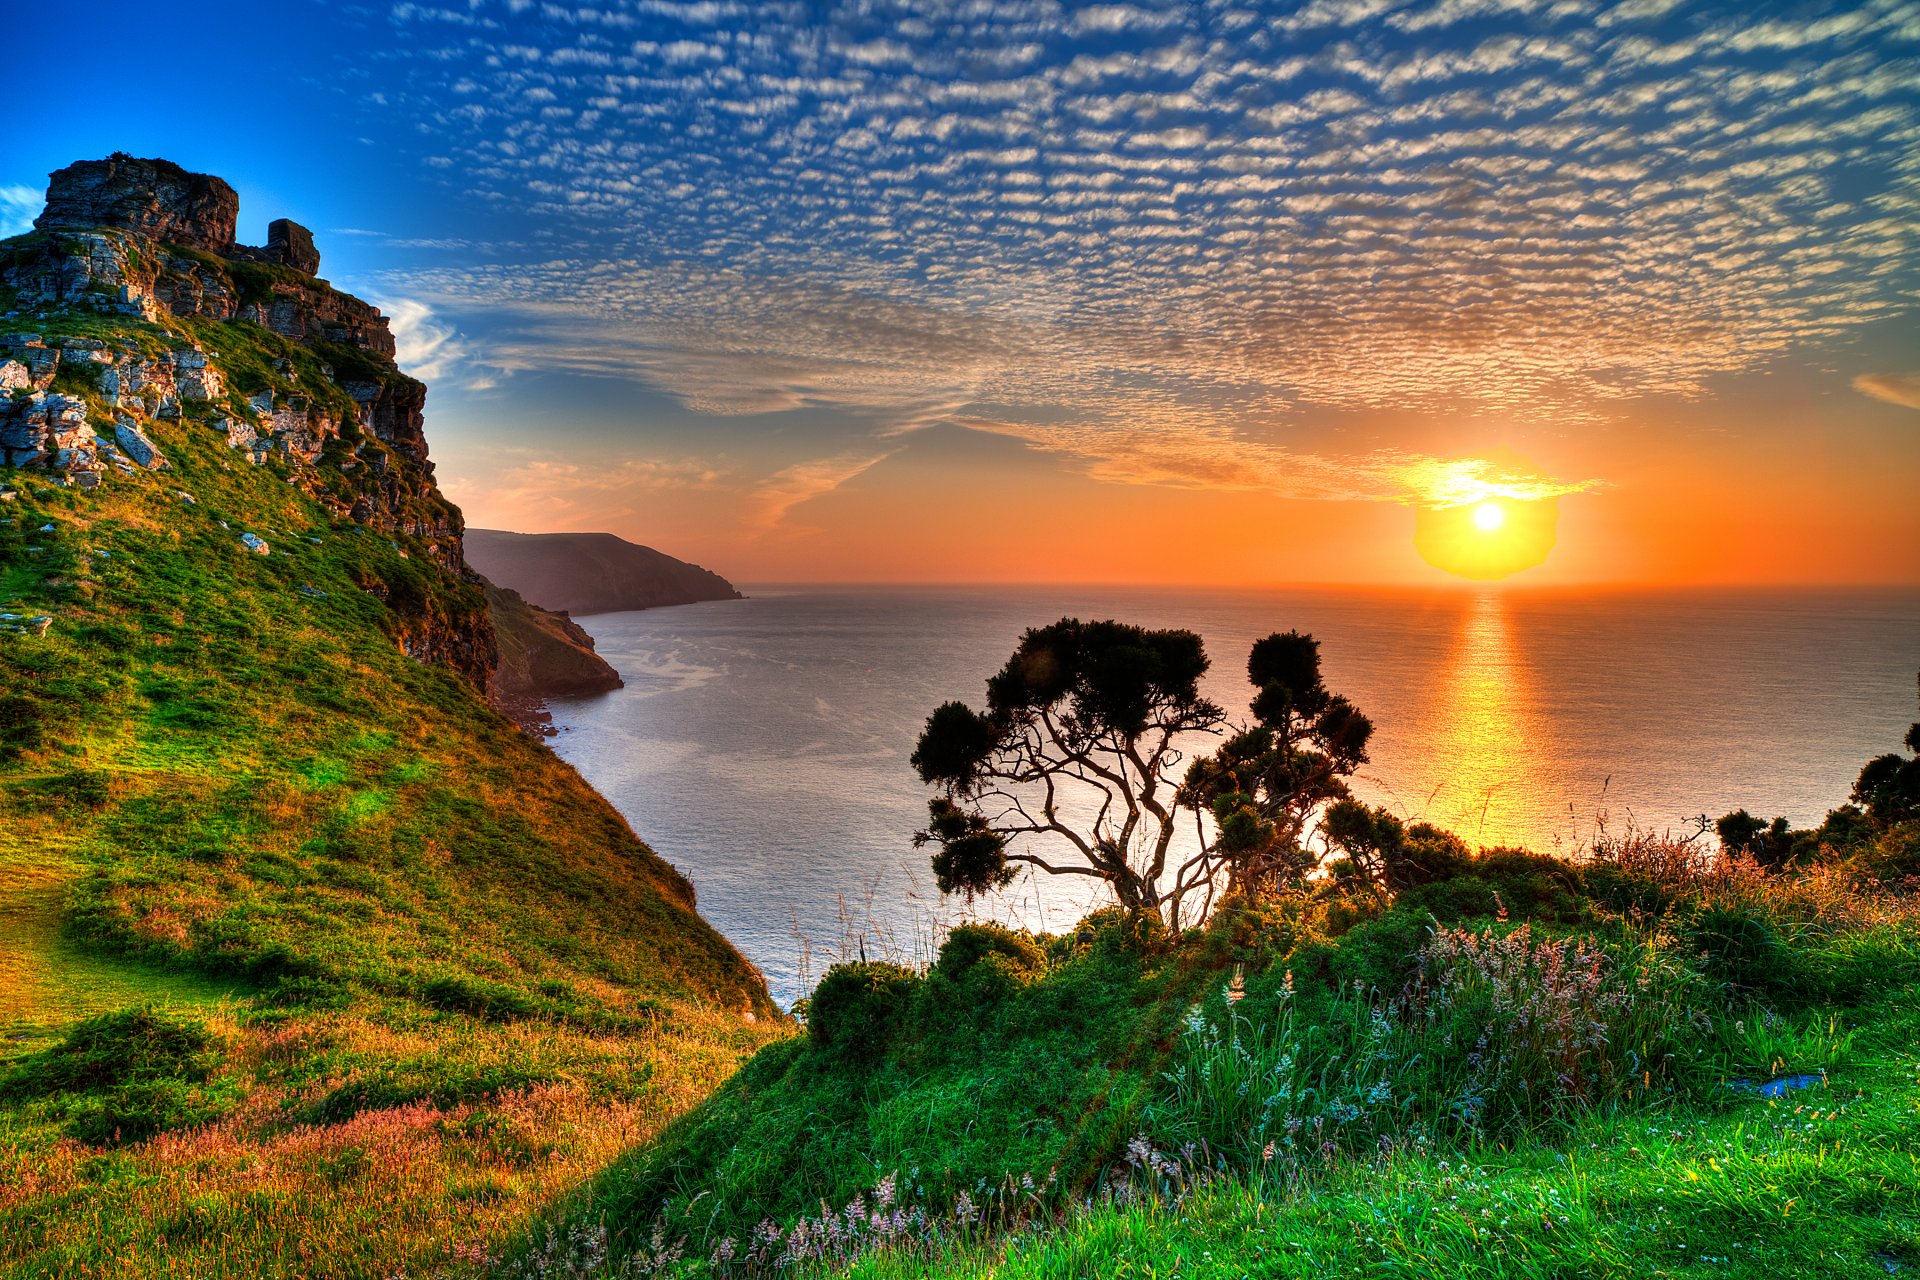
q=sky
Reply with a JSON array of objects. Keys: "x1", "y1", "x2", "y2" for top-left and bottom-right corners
[{"x1": 13, "y1": 0, "x2": 1920, "y2": 585}]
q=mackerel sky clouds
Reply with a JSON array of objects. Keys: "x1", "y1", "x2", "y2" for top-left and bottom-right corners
[{"x1": 18, "y1": 0, "x2": 1920, "y2": 582}]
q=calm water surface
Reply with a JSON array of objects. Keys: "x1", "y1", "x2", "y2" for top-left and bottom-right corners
[{"x1": 548, "y1": 586, "x2": 1920, "y2": 1005}]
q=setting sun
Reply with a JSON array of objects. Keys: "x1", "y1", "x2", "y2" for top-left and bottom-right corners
[{"x1": 1414, "y1": 490, "x2": 1560, "y2": 581}]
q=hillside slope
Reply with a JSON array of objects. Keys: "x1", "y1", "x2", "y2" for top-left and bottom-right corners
[
  {"x1": 466, "y1": 528, "x2": 742, "y2": 616},
  {"x1": 486, "y1": 580, "x2": 625, "y2": 727},
  {"x1": 0, "y1": 155, "x2": 783, "y2": 1279}
]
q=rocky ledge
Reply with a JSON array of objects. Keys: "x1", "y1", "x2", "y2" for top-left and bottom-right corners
[{"x1": 1, "y1": 154, "x2": 493, "y2": 686}]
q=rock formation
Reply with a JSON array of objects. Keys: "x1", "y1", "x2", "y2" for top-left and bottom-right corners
[
  {"x1": 35, "y1": 154, "x2": 239, "y2": 254},
  {"x1": 2, "y1": 155, "x2": 495, "y2": 687},
  {"x1": 264, "y1": 218, "x2": 321, "y2": 276}
]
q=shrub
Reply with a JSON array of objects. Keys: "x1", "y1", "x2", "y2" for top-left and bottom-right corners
[
  {"x1": 0, "y1": 693, "x2": 45, "y2": 760},
  {"x1": 1, "y1": 1006, "x2": 217, "y2": 1096},
  {"x1": 808, "y1": 962, "x2": 921, "y2": 1060},
  {"x1": 1069, "y1": 906, "x2": 1171, "y2": 957},
  {"x1": 1854, "y1": 821, "x2": 1920, "y2": 886},
  {"x1": 1684, "y1": 905, "x2": 1794, "y2": 994},
  {"x1": 0, "y1": 1006, "x2": 236, "y2": 1146},
  {"x1": 934, "y1": 924, "x2": 1046, "y2": 985},
  {"x1": 421, "y1": 974, "x2": 539, "y2": 1022}
]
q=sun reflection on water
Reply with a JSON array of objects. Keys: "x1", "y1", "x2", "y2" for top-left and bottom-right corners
[{"x1": 1405, "y1": 592, "x2": 1540, "y2": 847}]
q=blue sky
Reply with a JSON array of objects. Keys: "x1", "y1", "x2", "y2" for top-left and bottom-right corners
[{"x1": 12, "y1": 0, "x2": 1920, "y2": 583}]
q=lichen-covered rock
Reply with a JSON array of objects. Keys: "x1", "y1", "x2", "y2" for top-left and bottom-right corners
[
  {"x1": 0, "y1": 340, "x2": 61, "y2": 389},
  {"x1": 0, "y1": 359, "x2": 28, "y2": 391},
  {"x1": 113, "y1": 416, "x2": 170, "y2": 470},
  {"x1": 240, "y1": 532, "x2": 270, "y2": 555},
  {"x1": 36, "y1": 154, "x2": 239, "y2": 253}
]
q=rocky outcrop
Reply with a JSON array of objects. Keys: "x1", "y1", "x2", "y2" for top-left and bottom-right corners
[
  {"x1": 2, "y1": 155, "x2": 495, "y2": 690},
  {"x1": 36, "y1": 155, "x2": 239, "y2": 254},
  {"x1": 465, "y1": 529, "x2": 744, "y2": 617},
  {"x1": 486, "y1": 582, "x2": 625, "y2": 733},
  {"x1": 264, "y1": 219, "x2": 321, "y2": 275}
]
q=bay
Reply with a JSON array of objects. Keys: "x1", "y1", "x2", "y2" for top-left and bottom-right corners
[{"x1": 547, "y1": 585, "x2": 1920, "y2": 1005}]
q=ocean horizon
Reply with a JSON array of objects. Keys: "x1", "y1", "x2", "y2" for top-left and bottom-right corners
[{"x1": 549, "y1": 582, "x2": 1920, "y2": 1005}]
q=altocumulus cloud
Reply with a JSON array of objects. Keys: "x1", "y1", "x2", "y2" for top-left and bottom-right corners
[
  {"x1": 348, "y1": 0, "x2": 1919, "y2": 514},
  {"x1": 1854, "y1": 373, "x2": 1920, "y2": 412}
]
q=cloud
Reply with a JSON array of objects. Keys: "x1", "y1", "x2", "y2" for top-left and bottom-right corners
[
  {"x1": 0, "y1": 184, "x2": 41, "y2": 238},
  {"x1": 355, "y1": 0, "x2": 1919, "y2": 519},
  {"x1": 1854, "y1": 372, "x2": 1920, "y2": 411},
  {"x1": 747, "y1": 449, "x2": 901, "y2": 530},
  {"x1": 377, "y1": 297, "x2": 502, "y2": 392},
  {"x1": 440, "y1": 452, "x2": 730, "y2": 529}
]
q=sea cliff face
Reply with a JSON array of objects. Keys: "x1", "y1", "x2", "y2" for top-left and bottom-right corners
[
  {"x1": 465, "y1": 527, "x2": 743, "y2": 616},
  {"x1": 1, "y1": 153, "x2": 490, "y2": 683}
]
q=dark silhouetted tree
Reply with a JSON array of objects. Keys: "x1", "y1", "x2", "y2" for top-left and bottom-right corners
[
  {"x1": 912, "y1": 619, "x2": 1374, "y2": 926},
  {"x1": 912, "y1": 618, "x2": 1226, "y2": 924},
  {"x1": 1715, "y1": 809, "x2": 1798, "y2": 870},
  {"x1": 1851, "y1": 675, "x2": 1920, "y2": 826},
  {"x1": 1179, "y1": 631, "x2": 1374, "y2": 897}
]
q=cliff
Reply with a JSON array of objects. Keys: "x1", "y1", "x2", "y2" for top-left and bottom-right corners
[
  {"x1": 465, "y1": 528, "x2": 744, "y2": 616},
  {"x1": 3, "y1": 153, "x2": 488, "y2": 681},
  {"x1": 0, "y1": 159, "x2": 783, "y2": 1277},
  {"x1": 486, "y1": 580, "x2": 625, "y2": 731}
]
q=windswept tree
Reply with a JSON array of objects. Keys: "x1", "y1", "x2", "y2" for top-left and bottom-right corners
[
  {"x1": 1179, "y1": 631, "x2": 1375, "y2": 897},
  {"x1": 912, "y1": 619, "x2": 1374, "y2": 926}
]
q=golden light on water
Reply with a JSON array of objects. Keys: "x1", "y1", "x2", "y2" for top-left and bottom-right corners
[{"x1": 1396, "y1": 592, "x2": 1540, "y2": 847}]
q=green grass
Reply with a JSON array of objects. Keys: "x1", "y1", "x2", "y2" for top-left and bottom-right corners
[
  {"x1": 501, "y1": 828, "x2": 1920, "y2": 1279},
  {"x1": 837, "y1": 1016, "x2": 1920, "y2": 1278},
  {"x1": 0, "y1": 230, "x2": 787, "y2": 1278}
]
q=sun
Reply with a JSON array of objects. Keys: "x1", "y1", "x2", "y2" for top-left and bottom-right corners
[{"x1": 1413, "y1": 495, "x2": 1560, "y2": 580}]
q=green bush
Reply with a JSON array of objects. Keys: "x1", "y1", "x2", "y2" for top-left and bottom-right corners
[
  {"x1": 421, "y1": 974, "x2": 540, "y2": 1022},
  {"x1": 807, "y1": 961, "x2": 921, "y2": 1060},
  {"x1": 0, "y1": 1006, "x2": 236, "y2": 1146},
  {"x1": 1685, "y1": 905, "x2": 1793, "y2": 994},
  {"x1": 1854, "y1": 821, "x2": 1920, "y2": 885},
  {"x1": 934, "y1": 923, "x2": 1046, "y2": 984}
]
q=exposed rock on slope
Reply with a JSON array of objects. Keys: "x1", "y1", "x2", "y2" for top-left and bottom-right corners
[
  {"x1": 2, "y1": 152, "x2": 490, "y2": 683},
  {"x1": 487, "y1": 581, "x2": 624, "y2": 731},
  {"x1": 466, "y1": 528, "x2": 743, "y2": 616}
]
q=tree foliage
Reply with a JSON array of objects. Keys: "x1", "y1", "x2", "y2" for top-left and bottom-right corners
[{"x1": 912, "y1": 618, "x2": 1374, "y2": 925}]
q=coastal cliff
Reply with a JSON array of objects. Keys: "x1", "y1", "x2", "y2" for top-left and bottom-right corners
[
  {"x1": 0, "y1": 155, "x2": 782, "y2": 1277},
  {"x1": 3, "y1": 153, "x2": 490, "y2": 681},
  {"x1": 486, "y1": 580, "x2": 625, "y2": 730},
  {"x1": 466, "y1": 527, "x2": 743, "y2": 616}
]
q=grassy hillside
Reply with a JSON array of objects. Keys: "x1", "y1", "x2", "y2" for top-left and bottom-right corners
[
  {"x1": 526, "y1": 819, "x2": 1920, "y2": 1278},
  {"x1": 0, "y1": 230, "x2": 785, "y2": 1278}
]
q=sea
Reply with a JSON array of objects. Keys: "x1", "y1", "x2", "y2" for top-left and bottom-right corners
[{"x1": 546, "y1": 585, "x2": 1920, "y2": 1006}]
